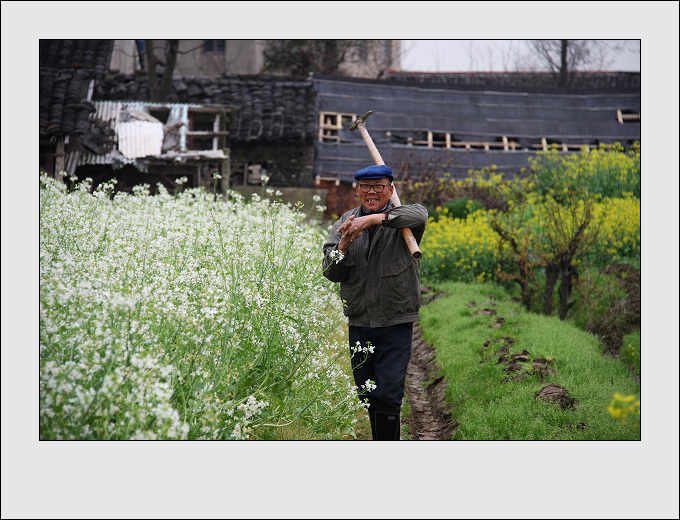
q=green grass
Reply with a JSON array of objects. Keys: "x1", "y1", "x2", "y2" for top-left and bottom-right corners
[{"x1": 419, "y1": 281, "x2": 640, "y2": 440}]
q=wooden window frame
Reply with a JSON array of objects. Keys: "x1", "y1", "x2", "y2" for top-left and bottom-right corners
[
  {"x1": 186, "y1": 107, "x2": 230, "y2": 151},
  {"x1": 617, "y1": 109, "x2": 640, "y2": 124},
  {"x1": 318, "y1": 112, "x2": 356, "y2": 142}
]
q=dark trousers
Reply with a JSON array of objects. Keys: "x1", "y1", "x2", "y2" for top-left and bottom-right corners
[{"x1": 348, "y1": 322, "x2": 413, "y2": 414}]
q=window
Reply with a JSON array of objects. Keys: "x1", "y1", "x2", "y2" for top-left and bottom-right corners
[
  {"x1": 499, "y1": 136, "x2": 521, "y2": 150},
  {"x1": 408, "y1": 132, "x2": 524, "y2": 150},
  {"x1": 318, "y1": 112, "x2": 356, "y2": 142},
  {"x1": 411, "y1": 131, "x2": 450, "y2": 147},
  {"x1": 135, "y1": 40, "x2": 146, "y2": 69},
  {"x1": 203, "y1": 40, "x2": 226, "y2": 53},
  {"x1": 529, "y1": 138, "x2": 594, "y2": 152},
  {"x1": 617, "y1": 109, "x2": 640, "y2": 124},
  {"x1": 186, "y1": 108, "x2": 230, "y2": 151},
  {"x1": 149, "y1": 108, "x2": 170, "y2": 124}
]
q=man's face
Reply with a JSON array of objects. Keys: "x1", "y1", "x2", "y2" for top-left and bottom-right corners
[{"x1": 356, "y1": 177, "x2": 394, "y2": 213}]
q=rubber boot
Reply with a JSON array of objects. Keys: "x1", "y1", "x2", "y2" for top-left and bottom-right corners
[
  {"x1": 374, "y1": 410, "x2": 401, "y2": 440},
  {"x1": 368, "y1": 408, "x2": 377, "y2": 440}
]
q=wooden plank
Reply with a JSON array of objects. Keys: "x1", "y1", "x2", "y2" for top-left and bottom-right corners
[{"x1": 185, "y1": 131, "x2": 231, "y2": 136}]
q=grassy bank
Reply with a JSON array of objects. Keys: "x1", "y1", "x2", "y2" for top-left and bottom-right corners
[{"x1": 419, "y1": 281, "x2": 641, "y2": 440}]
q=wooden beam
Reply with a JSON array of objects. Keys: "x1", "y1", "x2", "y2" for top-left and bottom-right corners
[
  {"x1": 185, "y1": 131, "x2": 231, "y2": 136},
  {"x1": 55, "y1": 139, "x2": 65, "y2": 181}
]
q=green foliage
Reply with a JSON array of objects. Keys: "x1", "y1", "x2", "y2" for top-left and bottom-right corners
[
  {"x1": 531, "y1": 142, "x2": 640, "y2": 199},
  {"x1": 397, "y1": 166, "x2": 517, "y2": 214},
  {"x1": 420, "y1": 282, "x2": 640, "y2": 440},
  {"x1": 418, "y1": 143, "x2": 640, "y2": 324},
  {"x1": 564, "y1": 265, "x2": 629, "y2": 331},
  {"x1": 621, "y1": 331, "x2": 641, "y2": 376},
  {"x1": 420, "y1": 209, "x2": 500, "y2": 284},
  {"x1": 430, "y1": 197, "x2": 484, "y2": 221}
]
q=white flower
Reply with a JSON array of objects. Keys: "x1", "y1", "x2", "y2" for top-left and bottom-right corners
[
  {"x1": 362, "y1": 380, "x2": 377, "y2": 392},
  {"x1": 330, "y1": 249, "x2": 344, "y2": 263}
]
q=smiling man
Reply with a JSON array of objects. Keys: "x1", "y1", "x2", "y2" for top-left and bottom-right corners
[{"x1": 322, "y1": 164, "x2": 428, "y2": 440}]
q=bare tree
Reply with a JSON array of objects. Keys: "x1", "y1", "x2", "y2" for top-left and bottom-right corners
[
  {"x1": 518, "y1": 40, "x2": 624, "y2": 86},
  {"x1": 262, "y1": 40, "x2": 355, "y2": 76},
  {"x1": 497, "y1": 40, "x2": 524, "y2": 73},
  {"x1": 143, "y1": 40, "x2": 179, "y2": 101},
  {"x1": 262, "y1": 40, "x2": 403, "y2": 79}
]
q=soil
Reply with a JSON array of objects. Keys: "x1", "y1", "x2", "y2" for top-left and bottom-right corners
[{"x1": 403, "y1": 289, "x2": 457, "y2": 440}]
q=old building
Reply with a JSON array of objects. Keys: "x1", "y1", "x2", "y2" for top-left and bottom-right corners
[
  {"x1": 40, "y1": 40, "x2": 640, "y2": 220},
  {"x1": 109, "y1": 40, "x2": 401, "y2": 79},
  {"x1": 39, "y1": 40, "x2": 115, "y2": 179},
  {"x1": 110, "y1": 40, "x2": 268, "y2": 77}
]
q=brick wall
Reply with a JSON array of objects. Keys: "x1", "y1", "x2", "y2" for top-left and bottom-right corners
[{"x1": 314, "y1": 178, "x2": 358, "y2": 221}]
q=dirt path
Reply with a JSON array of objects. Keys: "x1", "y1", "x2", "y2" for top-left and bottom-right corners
[{"x1": 403, "y1": 290, "x2": 457, "y2": 440}]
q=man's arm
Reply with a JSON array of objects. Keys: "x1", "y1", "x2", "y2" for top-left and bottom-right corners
[{"x1": 383, "y1": 204, "x2": 429, "y2": 243}]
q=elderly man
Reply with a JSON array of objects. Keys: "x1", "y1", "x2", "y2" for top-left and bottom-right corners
[{"x1": 322, "y1": 164, "x2": 428, "y2": 440}]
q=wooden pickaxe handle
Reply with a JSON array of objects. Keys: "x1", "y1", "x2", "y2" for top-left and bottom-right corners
[{"x1": 350, "y1": 111, "x2": 422, "y2": 261}]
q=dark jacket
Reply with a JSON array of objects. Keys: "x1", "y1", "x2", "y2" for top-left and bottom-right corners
[{"x1": 322, "y1": 202, "x2": 428, "y2": 328}]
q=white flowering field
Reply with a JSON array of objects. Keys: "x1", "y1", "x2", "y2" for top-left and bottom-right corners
[{"x1": 39, "y1": 174, "x2": 363, "y2": 440}]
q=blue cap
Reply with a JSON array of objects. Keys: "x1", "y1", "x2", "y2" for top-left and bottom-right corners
[{"x1": 354, "y1": 164, "x2": 393, "y2": 183}]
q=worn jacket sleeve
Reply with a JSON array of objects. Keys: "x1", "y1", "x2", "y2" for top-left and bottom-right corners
[
  {"x1": 383, "y1": 203, "x2": 429, "y2": 243},
  {"x1": 322, "y1": 215, "x2": 353, "y2": 283}
]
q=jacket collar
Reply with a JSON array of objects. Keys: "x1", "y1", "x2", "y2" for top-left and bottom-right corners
[{"x1": 360, "y1": 201, "x2": 392, "y2": 215}]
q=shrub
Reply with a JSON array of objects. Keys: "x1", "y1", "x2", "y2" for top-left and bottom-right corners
[
  {"x1": 530, "y1": 142, "x2": 640, "y2": 199},
  {"x1": 420, "y1": 209, "x2": 500, "y2": 284}
]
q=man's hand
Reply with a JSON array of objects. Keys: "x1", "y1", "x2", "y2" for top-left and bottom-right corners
[{"x1": 337, "y1": 214, "x2": 383, "y2": 253}]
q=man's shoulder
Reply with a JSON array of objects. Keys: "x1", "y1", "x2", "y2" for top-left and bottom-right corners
[{"x1": 341, "y1": 206, "x2": 362, "y2": 219}]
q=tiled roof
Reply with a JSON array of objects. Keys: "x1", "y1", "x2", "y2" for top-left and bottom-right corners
[
  {"x1": 383, "y1": 71, "x2": 641, "y2": 90},
  {"x1": 39, "y1": 40, "x2": 115, "y2": 137},
  {"x1": 96, "y1": 74, "x2": 319, "y2": 142}
]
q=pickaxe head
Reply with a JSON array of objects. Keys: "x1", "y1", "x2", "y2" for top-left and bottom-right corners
[{"x1": 348, "y1": 110, "x2": 374, "y2": 131}]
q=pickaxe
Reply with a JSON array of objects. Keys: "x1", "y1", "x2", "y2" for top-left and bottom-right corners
[{"x1": 349, "y1": 110, "x2": 422, "y2": 260}]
